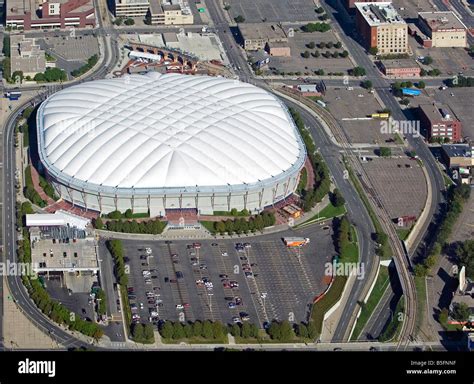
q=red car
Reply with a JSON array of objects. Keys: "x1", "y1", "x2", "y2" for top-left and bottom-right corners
[{"x1": 183, "y1": 303, "x2": 191, "y2": 308}]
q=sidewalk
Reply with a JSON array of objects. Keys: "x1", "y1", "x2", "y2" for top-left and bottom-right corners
[{"x1": 2, "y1": 279, "x2": 59, "y2": 350}]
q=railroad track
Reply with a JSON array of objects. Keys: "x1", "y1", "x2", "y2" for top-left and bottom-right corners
[{"x1": 276, "y1": 88, "x2": 417, "y2": 348}]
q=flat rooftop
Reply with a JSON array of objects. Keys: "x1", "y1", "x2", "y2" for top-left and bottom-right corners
[
  {"x1": 419, "y1": 11, "x2": 467, "y2": 31},
  {"x1": 238, "y1": 23, "x2": 287, "y2": 41},
  {"x1": 442, "y1": 144, "x2": 472, "y2": 158},
  {"x1": 381, "y1": 59, "x2": 419, "y2": 69},
  {"x1": 355, "y1": 2, "x2": 406, "y2": 27},
  {"x1": 420, "y1": 103, "x2": 457, "y2": 122}
]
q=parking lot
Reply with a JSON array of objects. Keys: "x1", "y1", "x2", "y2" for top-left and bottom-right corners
[
  {"x1": 267, "y1": 30, "x2": 353, "y2": 75},
  {"x1": 227, "y1": 0, "x2": 317, "y2": 23},
  {"x1": 121, "y1": 224, "x2": 334, "y2": 327},
  {"x1": 362, "y1": 157, "x2": 428, "y2": 221},
  {"x1": 410, "y1": 40, "x2": 474, "y2": 77}
]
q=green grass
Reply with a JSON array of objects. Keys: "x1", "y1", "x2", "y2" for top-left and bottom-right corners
[
  {"x1": 351, "y1": 265, "x2": 390, "y2": 340},
  {"x1": 200, "y1": 220, "x2": 216, "y2": 234},
  {"x1": 414, "y1": 275, "x2": 426, "y2": 336},
  {"x1": 442, "y1": 173, "x2": 454, "y2": 187},
  {"x1": 378, "y1": 296, "x2": 404, "y2": 342},
  {"x1": 23, "y1": 125, "x2": 29, "y2": 147},
  {"x1": 397, "y1": 228, "x2": 411, "y2": 241},
  {"x1": 120, "y1": 285, "x2": 131, "y2": 337},
  {"x1": 310, "y1": 275, "x2": 348, "y2": 337},
  {"x1": 295, "y1": 202, "x2": 346, "y2": 227}
]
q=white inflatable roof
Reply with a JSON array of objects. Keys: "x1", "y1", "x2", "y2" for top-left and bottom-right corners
[{"x1": 38, "y1": 73, "x2": 303, "y2": 189}]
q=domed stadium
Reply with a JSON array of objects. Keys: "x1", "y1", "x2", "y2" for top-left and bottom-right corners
[{"x1": 36, "y1": 72, "x2": 306, "y2": 217}]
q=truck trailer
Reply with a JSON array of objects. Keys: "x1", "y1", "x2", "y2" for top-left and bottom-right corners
[{"x1": 283, "y1": 237, "x2": 310, "y2": 247}]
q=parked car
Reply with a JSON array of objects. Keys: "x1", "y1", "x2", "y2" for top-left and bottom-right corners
[
  {"x1": 176, "y1": 304, "x2": 184, "y2": 310},
  {"x1": 228, "y1": 302, "x2": 236, "y2": 309}
]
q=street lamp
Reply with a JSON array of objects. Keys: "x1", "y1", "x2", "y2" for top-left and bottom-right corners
[{"x1": 260, "y1": 292, "x2": 268, "y2": 322}]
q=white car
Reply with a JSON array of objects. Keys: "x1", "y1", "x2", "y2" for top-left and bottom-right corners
[
  {"x1": 221, "y1": 252, "x2": 228, "y2": 257},
  {"x1": 176, "y1": 304, "x2": 184, "y2": 310}
]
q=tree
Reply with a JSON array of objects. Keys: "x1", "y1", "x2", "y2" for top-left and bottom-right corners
[
  {"x1": 225, "y1": 219, "x2": 234, "y2": 234},
  {"x1": 318, "y1": 42, "x2": 326, "y2": 49},
  {"x1": 302, "y1": 50, "x2": 310, "y2": 59},
  {"x1": 368, "y1": 47, "x2": 378, "y2": 55},
  {"x1": 350, "y1": 66, "x2": 366, "y2": 76},
  {"x1": 325, "y1": 41, "x2": 333, "y2": 49},
  {"x1": 340, "y1": 50, "x2": 349, "y2": 58},
  {"x1": 307, "y1": 41, "x2": 315, "y2": 49},
  {"x1": 452, "y1": 302, "x2": 470, "y2": 322},
  {"x1": 428, "y1": 68, "x2": 441, "y2": 76},
  {"x1": 234, "y1": 15, "x2": 245, "y2": 23},
  {"x1": 212, "y1": 321, "x2": 225, "y2": 339},
  {"x1": 297, "y1": 323, "x2": 309, "y2": 338},
  {"x1": 12, "y1": 70, "x2": 23, "y2": 83},
  {"x1": 414, "y1": 264, "x2": 427, "y2": 277},
  {"x1": 132, "y1": 323, "x2": 144, "y2": 340},
  {"x1": 143, "y1": 323, "x2": 154, "y2": 342},
  {"x1": 215, "y1": 221, "x2": 226, "y2": 234},
  {"x1": 417, "y1": 81, "x2": 426, "y2": 89},
  {"x1": 93, "y1": 217, "x2": 104, "y2": 229},
  {"x1": 279, "y1": 321, "x2": 294, "y2": 341},
  {"x1": 172, "y1": 322, "x2": 185, "y2": 339},
  {"x1": 241, "y1": 322, "x2": 252, "y2": 338},
  {"x1": 400, "y1": 98, "x2": 410, "y2": 106},
  {"x1": 332, "y1": 51, "x2": 339, "y2": 58},
  {"x1": 315, "y1": 6, "x2": 324, "y2": 14},
  {"x1": 202, "y1": 320, "x2": 213, "y2": 339},
  {"x1": 379, "y1": 147, "x2": 391, "y2": 157},
  {"x1": 183, "y1": 323, "x2": 193, "y2": 338},
  {"x1": 124, "y1": 18, "x2": 134, "y2": 25},
  {"x1": 224, "y1": 4, "x2": 231, "y2": 11},
  {"x1": 230, "y1": 323, "x2": 241, "y2": 337},
  {"x1": 361, "y1": 80, "x2": 373, "y2": 89},
  {"x1": 330, "y1": 188, "x2": 345, "y2": 207},
  {"x1": 192, "y1": 321, "x2": 203, "y2": 337},
  {"x1": 268, "y1": 321, "x2": 281, "y2": 340},
  {"x1": 312, "y1": 50, "x2": 320, "y2": 58},
  {"x1": 114, "y1": 17, "x2": 123, "y2": 26},
  {"x1": 424, "y1": 255, "x2": 437, "y2": 269},
  {"x1": 335, "y1": 41, "x2": 342, "y2": 49},
  {"x1": 423, "y1": 56, "x2": 433, "y2": 65}
]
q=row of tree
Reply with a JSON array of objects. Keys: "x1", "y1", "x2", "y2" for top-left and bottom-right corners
[
  {"x1": 301, "y1": 22, "x2": 331, "y2": 33},
  {"x1": 71, "y1": 55, "x2": 99, "y2": 78},
  {"x1": 289, "y1": 108, "x2": 331, "y2": 212},
  {"x1": 94, "y1": 217, "x2": 167, "y2": 235},
  {"x1": 302, "y1": 50, "x2": 349, "y2": 59},
  {"x1": 159, "y1": 320, "x2": 227, "y2": 340},
  {"x1": 106, "y1": 239, "x2": 128, "y2": 287},
  {"x1": 105, "y1": 209, "x2": 149, "y2": 220},
  {"x1": 212, "y1": 211, "x2": 276, "y2": 235},
  {"x1": 34, "y1": 68, "x2": 67, "y2": 83},
  {"x1": 333, "y1": 215, "x2": 352, "y2": 256},
  {"x1": 307, "y1": 41, "x2": 343, "y2": 49},
  {"x1": 415, "y1": 184, "x2": 471, "y2": 277}
]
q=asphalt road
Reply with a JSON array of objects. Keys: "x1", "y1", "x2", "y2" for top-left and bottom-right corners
[{"x1": 1, "y1": 2, "x2": 121, "y2": 349}]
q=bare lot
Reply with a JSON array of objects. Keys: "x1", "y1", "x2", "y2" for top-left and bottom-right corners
[
  {"x1": 410, "y1": 40, "x2": 474, "y2": 77},
  {"x1": 267, "y1": 30, "x2": 353, "y2": 75},
  {"x1": 227, "y1": 0, "x2": 318, "y2": 23},
  {"x1": 362, "y1": 157, "x2": 428, "y2": 221},
  {"x1": 323, "y1": 87, "x2": 399, "y2": 144}
]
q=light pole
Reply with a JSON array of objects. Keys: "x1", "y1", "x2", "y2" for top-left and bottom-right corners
[{"x1": 261, "y1": 292, "x2": 268, "y2": 322}]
